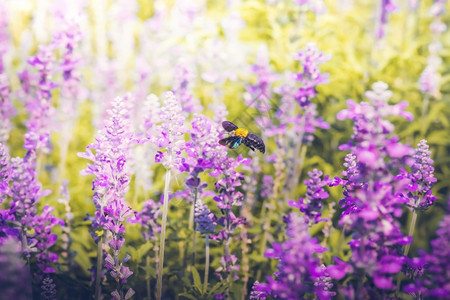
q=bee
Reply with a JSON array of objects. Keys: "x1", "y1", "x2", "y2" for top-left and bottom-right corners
[{"x1": 219, "y1": 121, "x2": 265, "y2": 153}]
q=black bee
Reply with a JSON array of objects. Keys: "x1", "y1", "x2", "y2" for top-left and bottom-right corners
[{"x1": 218, "y1": 121, "x2": 265, "y2": 154}]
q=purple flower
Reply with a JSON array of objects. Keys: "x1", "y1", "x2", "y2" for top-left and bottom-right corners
[
  {"x1": 24, "y1": 44, "x2": 58, "y2": 153},
  {"x1": 40, "y1": 276, "x2": 57, "y2": 300},
  {"x1": 289, "y1": 169, "x2": 329, "y2": 225},
  {"x1": 0, "y1": 73, "x2": 15, "y2": 144},
  {"x1": 330, "y1": 82, "x2": 414, "y2": 295},
  {"x1": 293, "y1": 43, "x2": 330, "y2": 108},
  {"x1": 78, "y1": 96, "x2": 136, "y2": 296},
  {"x1": 0, "y1": 238, "x2": 32, "y2": 300},
  {"x1": 53, "y1": 18, "x2": 84, "y2": 124},
  {"x1": 263, "y1": 213, "x2": 334, "y2": 299},
  {"x1": 172, "y1": 64, "x2": 202, "y2": 114},
  {"x1": 136, "y1": 199, "x2": 161, "y2": 241},
  {"x1": 260, "y1": 175, "x2": 273, "y2": 199},
  {"x1": 405, "y1": 202, "x2": 450, "y2": 298},
  {"x1": 0, "y1": 143, "x2": 10, "y2": 202},
  {"x1": 377, "y1": 0, "x2": 398, "y2": 39},
  {"x1": 194, "y1": 200, "x2": 216, "y2": 235},
  {"x1": 244, "y1": 47, "x2": 275, "y2": 118},
  {"x1": 154, "y1": 91, "x2": 186, "y2": 170},
  {"x1": 396, "y1": 139, "x2": 437, "y2": 210},
  {"x1": 32, "y1": 205, "x2": 64, "y2": 274},
  {"x1": 249, "y1": 281, "x2": 269, "y2": 300}
]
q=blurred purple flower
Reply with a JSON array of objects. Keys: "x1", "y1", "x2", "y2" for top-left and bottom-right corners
[
  {"x1": 405, "y1": 202, "x2": 450, "y2": 297},
  {"x1": 249, "y1": 281, "x2": 269, "y2": 300},
  {"x1": 172, "y1": 64, "x2": 202, "y2": 114},
  {"x1": 293, "y1": 43, "x2": 330, "y2": 108},
  {"x1": 0, "y1": 238, "x2": 32, "y2": 300},
  {"x1": 0, "y1": 143, "x2": 10, "y2": 202},
  {"x1": 194, "y1": 200, "x2": 216, "y2": 235},
  {"x1": 377, "y1": 0, "x2": 398, "y2": 39},
  {"x1": 0, "y1": 73, "x2": 15, "y2": 144},
  {"x1": 289, "y1": 169, "x2": 329, "y2": 225},
  {"x1": 40, "y1": 276, "x2": 57, "y2": 300},
  {"x1": 263, "y1": 213, "x2": 335, "y2": 299},
  {"x1": 24, "y1": 44, "x2": 58, "y2": 153},
  {"x1": 154, "y1": 91, "x2": 186, "y2": 170},
  {"x1": 330, "y1": 82, "x2": 413, "y2": 294},
  {"x1": 134, "y1": 199, "x2": 161, "y2": 241}
]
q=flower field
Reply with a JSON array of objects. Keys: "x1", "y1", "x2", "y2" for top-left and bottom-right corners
[{"x1": 0, "y1": 0, "x2": 449, "y2": 299}]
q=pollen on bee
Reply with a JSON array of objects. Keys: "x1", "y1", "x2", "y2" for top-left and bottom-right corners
[{"x1": 235, "y1": 128, "x2": 248, "y2": 138}]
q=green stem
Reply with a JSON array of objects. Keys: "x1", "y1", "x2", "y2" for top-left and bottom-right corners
[
  {"x1": 146, "y1": 255, "x2": 151, "y2": 300},
  {"x1": 156, "y1": 168, "x2": 172, "y2": 300},
  {"x1": 404, "y1": 210, "x2": 418, "y2": 257},
  {"x1": 192, "y1": 187, "x2": 198, "y2": 268},
  {"x1": 95, "y1": 234, "x2": 104, "y2": 300},
  {"x1": 203, "y1": 235, "x2": 210, "y2": 293},
  {"x1": 21, "y1": 231, "x2": 33, "y2": 299}
]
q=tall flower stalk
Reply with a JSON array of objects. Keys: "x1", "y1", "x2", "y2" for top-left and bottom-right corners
[
  {"x1": 194, "y1": 200, "x2": 216, "y2": 291},
  {"x1": 396, "y1": 139, "x2": 436, "y2": 257},
  {"x1": 154, "y1": 91, "x2": 186, "y2": 300},
  {"x1": 212, "y1": 154, "x2": 249, "y2": 299},
  {"x1": 329, "y1": 82, "x2": 414, "y2": 297},
  {"x1": 178, "y1": 114, "x2": 220, "y2": 267},
  {"x1": 258, "y1": 213, "x2": 335, "y2": 299},
  {"x1": 78, "y1": 96, "x2": 136, "y2": 299}
]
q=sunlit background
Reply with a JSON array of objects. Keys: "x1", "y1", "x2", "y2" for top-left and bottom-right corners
[{"x1": 1, "y1": 0, "x2": 449, "y2": 299}]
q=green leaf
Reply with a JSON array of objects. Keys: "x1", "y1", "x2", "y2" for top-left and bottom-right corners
[
  {"x1": 192, "y1": 266, "x2": 202, "y2": 292},
  {"x1": 208, "y1": 281, "x2": 227, "y2": 296},
  {"x1": 178, "y1": 293, "x2": 199, "y2": 300}
]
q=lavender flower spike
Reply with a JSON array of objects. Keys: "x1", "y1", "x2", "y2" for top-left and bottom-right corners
[
  {"x1": 264, "y1": 213, "x2": 335, "y2": 299},
  {"x1": 0, "y1": 143, "x2": 10, "y2": 203},
  {"x1": 289, "y1": 168, "x2": 329, "y2": 225},
  {"x1": 154, "y1": 91, "x2": 186, "y2": 170},
  {"x1": 78, "y1": 96, "x2": 136, "y2": 299},
  {"x1": 155, "y1": 91, "x2": 186, "y2": 300},
  {"x1": 194, "y1": 200, "x2": 216, "y2": 235},
  {"x1": 397, "y1": 139, "x2": 437, "y2": 211}
]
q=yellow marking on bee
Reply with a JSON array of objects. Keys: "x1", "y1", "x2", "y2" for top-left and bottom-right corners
[{"x1": 235, "y1": 128, "x2": 248, "y2": 138}]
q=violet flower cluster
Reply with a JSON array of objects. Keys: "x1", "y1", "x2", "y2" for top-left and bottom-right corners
[
  {"x1": 194, "y1": 200, "x2": 216, "y2": 236},
  {"x1": 172, "y1": 64, "x2": 202, "y2": 114},
  {"x1": 0, "y1": 3, "x2": 13, "y2": 145},
  {"x1": 136, "y1": 199, "x2": 161, "y2": 241},
  {"x1": 260, "y1": 213, "x2": 335, "y2": 299},
  {"x1": 377, "y1": 0, "x2": 398, "y2": 39},
  {"x1": 396, "y1": 140, "x2": 437, "y2": 210},
  {"x1": 289, "y1": 168, "x2": 329, "y2": 225},
  {"x1": 178, "y1": 114, "x2": 219, "y2": 203},
  {"x1": 0, "y1": 150, "x2": 63, "y2": 281},
  {"x1": 154, "y1": 91, "x2": 186, "y2": 170},
  {"x1": 78, "y1": 96, "x2": 136, "y2": 298},
  {"x1": 293, "y1": 43, "x2": 330, "y2": 108},
  {"x1": 24, "y1": 44, "x2": 58, "y2": 153},
  {"x1": 0, "y1": 238, "x2": 32, "y2": 300},
  {"x1": 419, "y1": 0, "x2": 446, "y2": 98},
  {"x1": 329, "y1": 82, "x2": 414, "y2": 295},
  {"x1": 0, "y1": 142, "x2": 9, "y2": 203},
  {"x1": 0, "y1": 71, "x2": 14, "y2": 145},
  {"x1": 404, "y1": 203, "x2": 450, "y2": 298}
]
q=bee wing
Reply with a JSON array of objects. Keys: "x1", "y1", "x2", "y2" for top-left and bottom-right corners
[
  {"x1": 222, "y1": 121, "x2": 239, "y2": 132},
  {"x1": 219, "y1": 137, "x2": 233, "y2": 146},
  {"x1": 219, "y1": 136, "x2": 242, "y2": 149},
  {"x1": 244, "y1": 133, "x2": 265, "y2": 153}
]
